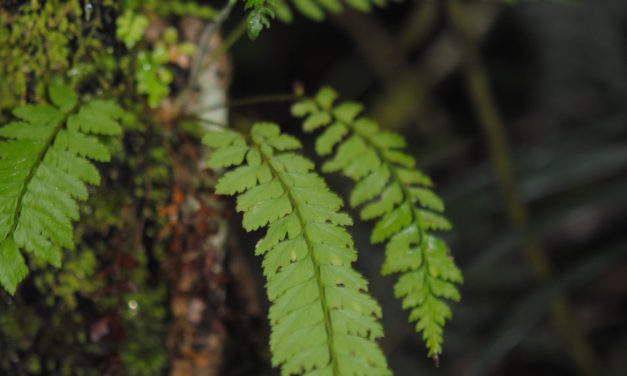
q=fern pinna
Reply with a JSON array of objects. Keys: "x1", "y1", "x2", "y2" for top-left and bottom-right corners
[
  {"x1": 246, "y1": 0, "x2": 386, "y2": 39},
  {"x1": 204, "y1": 123, "x2": 391, "y2": 375},
  {"x1": 276, "y1": 0, "x2": 385, "y2": 21},
  {"x1": 292, "y1": 87, "x2": 463, "y2": 358},
  {"x1": 0, "y1": 83, "x2": 122, "y2": 294}
]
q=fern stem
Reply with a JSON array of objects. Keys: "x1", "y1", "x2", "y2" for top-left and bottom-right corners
[
  {"x1": 189, "y1": 116, "x2": 228, "y2": 129},
  {"x1": 447, "y1": 1, "x2": 599, "y2": 374},
  {"x1": 6, "y1": 103, "x2": 78, "y2": 242},
  {"x1": 192, "y1": 93, "x2": 301, "y2": 114},
  {"x1": 255, "y1": 143, "x2": 340, "y2": 375}
]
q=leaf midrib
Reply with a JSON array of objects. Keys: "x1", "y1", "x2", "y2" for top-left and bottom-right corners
[
  {"x1": 328, "y1": 111, "x2": 440, "y2": 342},
  {"x1": 257, "y1": 145, "x2": 340, "y2": 375}
]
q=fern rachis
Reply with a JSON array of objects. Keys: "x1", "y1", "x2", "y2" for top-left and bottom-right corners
[
  {"x1": 293, "y1": 87, "x2": 463, "y2": 357},
  {"x1": 204, "y1": 123, "x2": 390, "y2": 375}
]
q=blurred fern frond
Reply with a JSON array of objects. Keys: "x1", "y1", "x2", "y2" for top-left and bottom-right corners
[{"x1": 0, "y1": 83, "x2": 123, "y2": 294}]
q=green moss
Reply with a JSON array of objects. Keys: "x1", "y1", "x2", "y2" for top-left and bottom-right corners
[{"x1": 0, "y1": 1, "x2": 120, "y2": 116}]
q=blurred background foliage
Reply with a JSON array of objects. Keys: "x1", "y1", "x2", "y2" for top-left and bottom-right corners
[
  {"x1": 1, "y1": 0, "x2": 626, "y2": 375},
  {"x1": 0, "y1": 2, "x2": 172, "y2": 374}
]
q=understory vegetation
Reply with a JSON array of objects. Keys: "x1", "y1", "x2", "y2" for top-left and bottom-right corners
[{"x1": 1, "y1": 0, "x2": 625, "y2": 375}]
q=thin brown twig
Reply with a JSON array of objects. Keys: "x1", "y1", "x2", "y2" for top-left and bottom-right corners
[
  {"x1": 192, "y1": 93, "x2": 300, "y2": 114},
  {"x1": 187, "y1": 0, "x2": 238, "y2": 88}
]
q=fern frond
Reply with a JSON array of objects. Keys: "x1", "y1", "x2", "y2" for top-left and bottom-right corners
[
  {"x1": 245, "y1": 0, "x2": 276, "y2": 40},
  {"x1": 204, "y1": 122, "x2": 391, "y2": 375},
  {"x1": 293, "y1": 87, "x2": 463, "y2": 357},
  {"x1": 0, "y1": 83, "x2": 122, "y2": 294}
]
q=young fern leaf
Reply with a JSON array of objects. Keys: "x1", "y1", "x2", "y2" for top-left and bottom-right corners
[
  {"x1": 0, "y1": 83, "x2": 123, "y2": 294},
  {"x1": 245, "y1": 0, "x2": 276, "y2": 40},
  {"x1": 292, "y1": 87, "x2": 463, "y2": 358},
  {"x1": 204, "y1": 122, "x2": 391, "y2": 375}
]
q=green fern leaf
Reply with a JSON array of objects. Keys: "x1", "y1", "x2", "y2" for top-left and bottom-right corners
[
  {"x1": 315, "y1": 122, "x2": 348, "y2": 156},
  {"x1": 0, "y1": 239, "x2": 28, "y2": 295},
  {"x1": 291, "y1": 0, "x2": 326, "y2": 21},
  {"x1": 49, "y1": 81, "x2": 78, "y2": 113},
  {"x1": 207, "y1": 143, "x2": 250, "y2": 168},
  {"x1": 344, "y1": 0, "x2": 372, "y2": 12},
  {"x1": 205, "y1": 122, "x2": 391, "y2": 375},
  {"x1": 294, "y1": 87, "x2": 464, "y2": 357},
  {"x1": 215, "y1": 164, "x2": 273, "y2": 195},
  {"x1": 316, "y1": 0, "x2": 343, "y2": 14},
  {"x1": 245, "y1": 0, "x2": 277, "y2": 40},
  {"x1": 0, "y1": 83, "x2": 123, "y2": 294}
]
